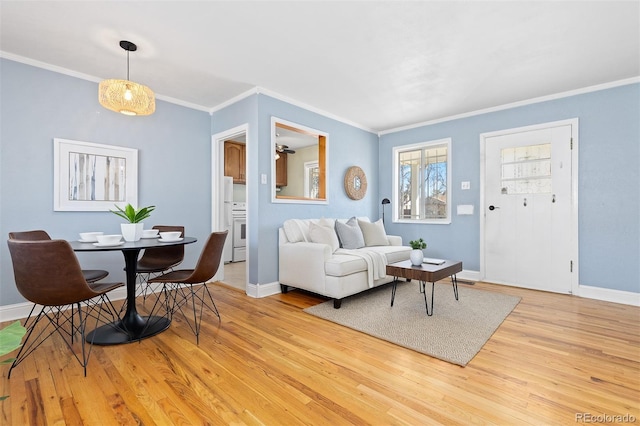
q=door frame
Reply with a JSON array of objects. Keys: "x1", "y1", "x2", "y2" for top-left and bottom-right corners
[
  {"x1": 211, "y1": 123, "x2": 249, "y2": 285},
  {"x1": 479, "y1": 118, "x2": 579, "y2": 295}
]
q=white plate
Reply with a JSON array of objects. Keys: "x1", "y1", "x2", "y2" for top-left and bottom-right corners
[
  {"x1": 141, "y1": 235, "x2": 160, "y2": 239},
  {"x1": 93, "y1": 241, "x2": 124, "y2": 247},
  {"x1": 158, "y1": 237, "x2": 183, "y2": 243}
]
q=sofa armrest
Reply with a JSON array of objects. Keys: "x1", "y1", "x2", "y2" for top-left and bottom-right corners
[
  {"x1": 279, "y1": 242, "x2": 332, "y2": 293},
  {"x1": 387, "y1": 235, "x2": 403, "y2": 246}
]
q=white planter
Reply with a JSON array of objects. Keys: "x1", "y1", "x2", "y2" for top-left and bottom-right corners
[
  {"x1": 410, "y1": 249, "x2": 424, "y2": 266},
  {"x1": 121, "y1": 222, "x2": 144, "y2": 242}
]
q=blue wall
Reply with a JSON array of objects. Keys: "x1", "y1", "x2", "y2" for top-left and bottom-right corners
[
  {"x1": 380, "y1": 83, "x2": 640, "y2": 293},
  {"x1": 212, "y1": 94, "x2": 381, "y2": 286},
  {"x1": 0, "y1": 58, "x2": 212, "y2": 305},
  {"x1": 1, "y1": 56, "x2": 637, "y2": 307}
]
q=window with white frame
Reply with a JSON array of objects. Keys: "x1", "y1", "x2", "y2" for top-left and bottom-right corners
[{"x1": 393, "y1": 138, "x2": 451, "y2": 223}]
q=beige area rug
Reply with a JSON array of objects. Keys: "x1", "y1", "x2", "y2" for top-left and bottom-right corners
[{"x1": 304, "y1": 281, "x2": 521, "y2": 366}]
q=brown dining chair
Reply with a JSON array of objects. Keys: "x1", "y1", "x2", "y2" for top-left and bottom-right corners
[
  {"x1": 9, "y1": 230, "x2": 109, "y2": 283},
  {"x1": 148, "y1": 231, "x2": 227, "y2": 344},
  {"x1": 131, "y1": 225, "x2": 185, "y2": 316},
  {"x1": 6, "y1": 239, "x2": 124, "y2": 378}
]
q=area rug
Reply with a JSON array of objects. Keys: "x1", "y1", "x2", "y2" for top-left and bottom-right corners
[{"x1": 304, "y1": 281, "x2": 520, "y2": 366}]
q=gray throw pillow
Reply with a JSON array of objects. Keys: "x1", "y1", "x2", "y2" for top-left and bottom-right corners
[{"x1": 335, "y1": 217, "x2": 365, "y2": 249}]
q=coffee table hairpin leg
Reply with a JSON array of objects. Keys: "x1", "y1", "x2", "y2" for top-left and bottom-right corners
[
  {"x1": 390, "y1": 273, "x2": 460, "y2": 317},
  {"x1": 452, "y1": 274, "x2": 459, "y2": 301}
]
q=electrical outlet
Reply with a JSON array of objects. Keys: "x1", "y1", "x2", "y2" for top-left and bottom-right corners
[{"x1": 461, "y1": 181, "x2": 470, "y2": 190}]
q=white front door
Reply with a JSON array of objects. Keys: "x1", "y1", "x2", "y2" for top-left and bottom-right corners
[{"x1": 482, "y1": 120, "x2": 576, "y2": 293}]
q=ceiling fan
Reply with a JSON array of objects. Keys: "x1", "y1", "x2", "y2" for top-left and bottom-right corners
[{"x1": 275, "y1": 144, "x2": 296, "y2": 154}]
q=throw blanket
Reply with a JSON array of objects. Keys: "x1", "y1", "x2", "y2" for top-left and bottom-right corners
[{"x1": 336, "y1": 248, "x2": 388, "y2": 288}]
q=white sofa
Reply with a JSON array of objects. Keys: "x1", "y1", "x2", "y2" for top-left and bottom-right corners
[{"x1": 278, "y1": 217, "x2": 411, "y2": 308}]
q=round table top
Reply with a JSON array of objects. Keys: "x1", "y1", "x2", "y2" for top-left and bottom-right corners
[{"x1": 69, "y1": 236, "x2": 197, "y2": 252}]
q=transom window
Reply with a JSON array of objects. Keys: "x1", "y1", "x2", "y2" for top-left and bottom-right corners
[{"x1": 393, "y1": 138, "x2": 451, "y2": 224}]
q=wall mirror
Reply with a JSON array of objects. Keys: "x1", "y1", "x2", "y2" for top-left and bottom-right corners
[{"x1": 271, "y1": 117, "x2": 328, "y2": 204}]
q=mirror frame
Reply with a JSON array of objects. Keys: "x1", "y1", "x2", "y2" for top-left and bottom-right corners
[{"x1": 271, "y1": 117, "x2": 329, "y2": 204}]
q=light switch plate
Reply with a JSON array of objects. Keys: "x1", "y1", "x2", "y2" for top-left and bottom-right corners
[{"x1": 261, "y1": 173, "x2": 267, "y2": 184}]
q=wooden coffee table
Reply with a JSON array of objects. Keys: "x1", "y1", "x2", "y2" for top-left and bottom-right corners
[{"x1": 386, "y1": 259, "x2": 463, "y2": 316}]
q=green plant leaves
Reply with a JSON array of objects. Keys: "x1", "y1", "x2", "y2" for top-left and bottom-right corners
[
  {"x1": 409, "y1": 238, "x2": 427, "y2": 250},
  {"x1": 0, "y1": 321, "x2": 26, "y2": 362},
  {"x1": 110, "y1": 204, "x2": 156, "y2": 223}
]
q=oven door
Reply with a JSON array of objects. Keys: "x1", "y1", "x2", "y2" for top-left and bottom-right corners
[{"x1": 233, "y1": 217, "x2": 246, "y2": 248}]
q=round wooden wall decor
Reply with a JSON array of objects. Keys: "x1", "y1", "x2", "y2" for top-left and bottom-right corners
[{"x1": 344, "y1": 166, "x2": 367, "y2": 200}]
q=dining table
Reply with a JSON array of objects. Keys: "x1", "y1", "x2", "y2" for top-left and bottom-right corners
[{"x1": 70, "y1": 236, "x2": 197, "y2": 345}]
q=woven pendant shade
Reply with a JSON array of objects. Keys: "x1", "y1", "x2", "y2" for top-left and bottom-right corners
[
  {"x1": 99, "y1": 79, "x2": 155, "y2": 116},
  {"x1": 99, "y1": 40, "x2": 155, "y2": 116}
]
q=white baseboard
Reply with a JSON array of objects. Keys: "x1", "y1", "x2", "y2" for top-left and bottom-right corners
[
  {"x1": 578, "y1": 285, "x2": 640, "y2": 307},
  {"x1": 246, "y1": 281, "x2": 281, "y2": 299},
  {"x1": 458, "y1": 269, "x2": 481, "y2": 283}
]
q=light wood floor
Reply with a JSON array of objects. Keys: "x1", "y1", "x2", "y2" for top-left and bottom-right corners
[
  {"x1": 222, "y1": 261, "x2": 246, "y2": 291},
  {"x1": 1, "y1": 281, "x2": 639, "y2": 425}
]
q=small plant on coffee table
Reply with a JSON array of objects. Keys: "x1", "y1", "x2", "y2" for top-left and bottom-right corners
[{"x1": 409, "y1": 238, "x2": 427, "y2": 250}]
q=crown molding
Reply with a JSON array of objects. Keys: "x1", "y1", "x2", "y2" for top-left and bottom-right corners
[
  {"x1": 0, "y1": 51, "x2": 210, "y2": 112},
  {"x1": 379, "y1": 76, "x2": 640, "y2": 135}
]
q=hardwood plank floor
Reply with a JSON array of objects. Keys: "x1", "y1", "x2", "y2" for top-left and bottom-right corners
[{"x1": 1, "y1": 281, "x2": 639, "y2": 425}]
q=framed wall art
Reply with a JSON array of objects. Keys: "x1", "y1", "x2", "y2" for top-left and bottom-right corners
[{"x1": 53, "y1": 138, "x2": 138, "y2": 211}]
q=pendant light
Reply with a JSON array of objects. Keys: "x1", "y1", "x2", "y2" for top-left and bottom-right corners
[{"x1": 99, "y1": 40, "x2": 155, "y2": 116}]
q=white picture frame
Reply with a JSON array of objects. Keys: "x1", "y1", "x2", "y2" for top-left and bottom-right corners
[{"x1": 53, "y1": 138, "x2": 138, "y2": 211}]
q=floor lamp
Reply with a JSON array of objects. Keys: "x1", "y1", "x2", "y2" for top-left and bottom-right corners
[{"x1": 381, "y1": 198, "x2": 390, "y2": 224}]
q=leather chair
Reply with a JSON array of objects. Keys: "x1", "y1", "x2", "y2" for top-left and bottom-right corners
[
  {"x1": 132, "y1": 225, "x2": 185, "y2": 316},
  {"x1": 149, "y1": 231, "x2": 227, "y2": 344},
  {"x1": 6, "y1": 239, "x2": 124, "y2": 378},
  {"x1": 9, "y1": 230, "x2": 109, "y2": 283}
]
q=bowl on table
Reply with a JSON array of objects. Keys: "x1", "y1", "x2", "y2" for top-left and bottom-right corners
[
  {"x1": 79, "y1": 232, "x2": 103, "y2": 242},
  {"x1": 142, "y1": 229, "x2": 159, "y2": 238},
  {"x1": 159, "y1": 231, "x2": 181, "y2": 241},
  {"x1": 95, "y1": 234, "x2": 122, "y2": 245}
]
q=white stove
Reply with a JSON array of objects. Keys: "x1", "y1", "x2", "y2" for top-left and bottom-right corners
[{"x1": 231, "y1": 202, "x2": 246, "y2": 262}]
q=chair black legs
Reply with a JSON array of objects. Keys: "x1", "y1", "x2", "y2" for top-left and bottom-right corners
[
  {"x1": 8, "y1": 295, "x2": 120, "y2": 379},
  {"x1": 167, "y1": 283, "x2": 220, "y2": 345}
]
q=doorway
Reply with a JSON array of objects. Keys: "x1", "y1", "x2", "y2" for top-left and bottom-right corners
[
  {"x1": 212, "y1": 124, "x2": 248, "y2": 292},
  {"x1": 480, "y1": 119, "x2": 578, "y2": 294}
]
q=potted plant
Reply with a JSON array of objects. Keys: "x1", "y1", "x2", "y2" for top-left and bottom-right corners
[
  {"x1": 409, "y1": 238, "x2": 427, "y2": 266},
  {"x1": 111, "y1": 203, "x2": 155, "y2": 242},
  {"x1": 0, "y1": 321, "x2": 26, "y2": 400}
]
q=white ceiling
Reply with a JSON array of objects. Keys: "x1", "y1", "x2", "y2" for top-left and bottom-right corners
[{"x1": 1, "y1": 1, "x2": 638, "y2": 133}]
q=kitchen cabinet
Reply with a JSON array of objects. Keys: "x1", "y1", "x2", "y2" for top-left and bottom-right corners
[
  {"x1": 275, "y1": 152, "x2": 287, "y2": 187},
  {"x1": 224, "y1": 141, "x2": 245, "y2": 184}
]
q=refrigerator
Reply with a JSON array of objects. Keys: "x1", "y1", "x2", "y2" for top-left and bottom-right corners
[{"x1": 222, "y1": 176, "x2": 233, "y2": 263}]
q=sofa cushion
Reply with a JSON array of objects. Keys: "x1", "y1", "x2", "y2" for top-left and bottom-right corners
[
  {"x1": 308, "y1": 221, "x2": 340, "y2": 252},
  {"x1": 358, "y1": 219, "x2": 389, "y2": 246},
  {"x1": 325, "y1": 254, "x2": 368, "y2": 276},
  {"x1": 283, "y1": 219, "x2": 310, "y2": 243},
  {"x1": 335, "y1": 217, "x2": 365, "y2": 249}
]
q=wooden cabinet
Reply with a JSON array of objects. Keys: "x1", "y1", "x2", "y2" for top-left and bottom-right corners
[
  {"x1": 275, "y1": 152, "x2": 287, "y2": 187},
  {"x1": 224, "y1": 141, "x2": 245, "y2": 184}
]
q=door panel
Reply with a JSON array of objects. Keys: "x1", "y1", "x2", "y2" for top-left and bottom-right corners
[{"x1": 484, "y1": 124, "x2": 573, "y2": 293}]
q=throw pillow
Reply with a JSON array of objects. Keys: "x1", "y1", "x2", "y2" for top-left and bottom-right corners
[
  {"x1": 308, "y1": 222, "x2": 340, "y2": 252},
  {"x1": 358, "y1": 219, "x2": 389, "y2": 246},
  {"x1": 283, "y1": 219, "x2": 309, "y2": 243},
  {"x1": 335, "y1": 217, "x2": 365, "y2": 249}
]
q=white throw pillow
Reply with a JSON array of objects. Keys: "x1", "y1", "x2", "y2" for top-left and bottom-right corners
[
  {"x1": 358, "y1": 219, "x2": 389, "y2": 246},
  {"x1": 283, "y1": 219, "x2": 310, "y2": 243},
  {"x1": 335, "y1": 217, "x2": 365, "y2": 249},
  {"x1": 308, "y1": 221, "x2": 340, "y2": 252}
]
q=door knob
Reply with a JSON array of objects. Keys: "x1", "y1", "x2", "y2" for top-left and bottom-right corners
[{"x1": 489, "y1": 205, "x2": 499, "y2": 211}]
